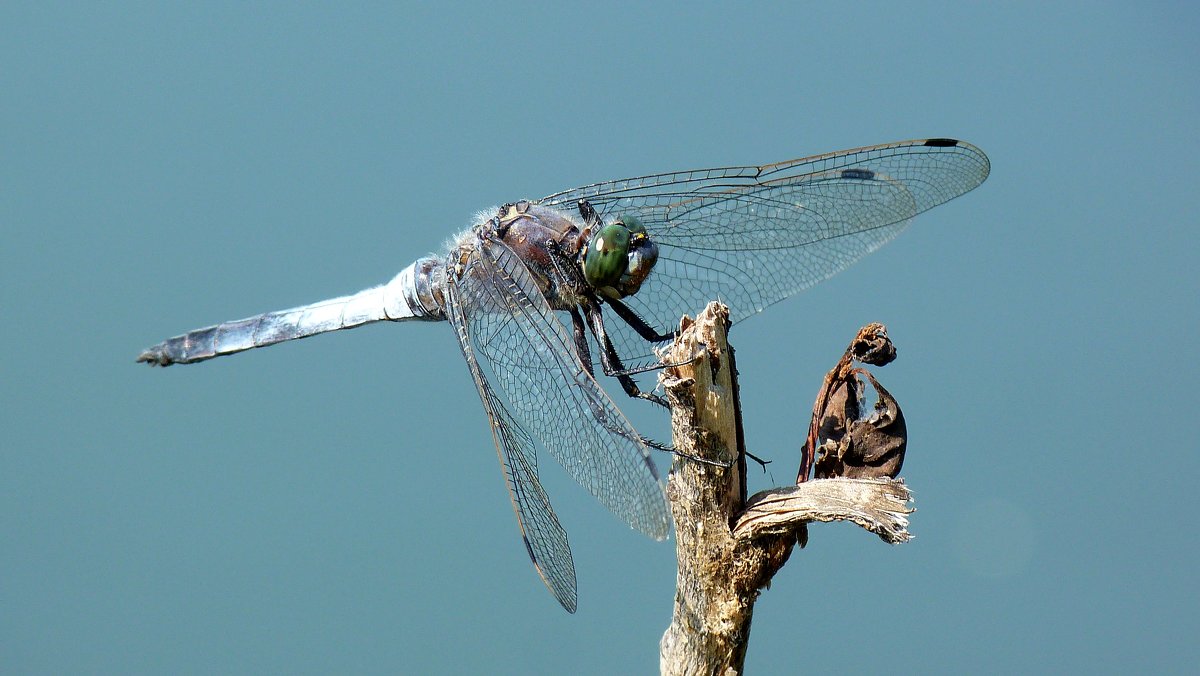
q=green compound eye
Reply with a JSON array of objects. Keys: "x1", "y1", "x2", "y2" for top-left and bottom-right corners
[
  {"x1": 618, "y1": 214, "x2": 646, "y2": 235},
  {"x1": 584, "y1": 223, "x2": 631, "y2": 289}
]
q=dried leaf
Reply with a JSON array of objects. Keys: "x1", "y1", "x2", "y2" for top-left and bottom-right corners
[
  {"x1": 814, "y1": 369, "x2": 907, "y2": 479},
  {"x1": 801, "y1": 323, "x2": 906, "y2": 482}
]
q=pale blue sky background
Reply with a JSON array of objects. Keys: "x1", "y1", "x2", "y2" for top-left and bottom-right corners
[{"x1": 3, "y1": 2, "x2": 1197, "y2": 673}]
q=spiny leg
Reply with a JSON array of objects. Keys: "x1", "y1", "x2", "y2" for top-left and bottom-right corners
[
  {"x1": 598, "y1": 297, "x2": 697, "y2": 380},
  {"x1": 603, "y1": 296, "x2": 696, "y2": 377},
  {"x1": 581, "y1": 302, "x2": 740, "y2": 466},
  {"x1": 569, "y1": 306, "x2": 680, "y2": 456},
  {"x1": 582, "y1": 300, "x2": 668, "y2": 408},
  {"x1": 605, "y1": 296, "x2": 675, "y2": 344},
  {"x1": 602, "y1": 300, "x2": 749, "y2": 467},
  {"x1": 568, "y1": 307, "x2": 595, "y2": 376}
]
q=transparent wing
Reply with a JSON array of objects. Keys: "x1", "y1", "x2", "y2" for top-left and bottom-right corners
[
  {"x1": 444, "y1": 271, "x2": 578, "y2": 612},
  {"x1": 538, "y1": 138, "x2": 990, "y2": 366},
  {"x1": 449, "y1": 234, "x2": 670, "y2": 542}
]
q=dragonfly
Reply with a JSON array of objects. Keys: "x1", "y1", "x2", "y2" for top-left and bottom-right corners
[{"x1": 138, "y1": 138, "x2": 990, "y2": 612}]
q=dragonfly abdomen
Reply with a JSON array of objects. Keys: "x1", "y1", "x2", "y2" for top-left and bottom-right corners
[{"x1": 137, "y1": 257, "x2": 445, "y2": 366}]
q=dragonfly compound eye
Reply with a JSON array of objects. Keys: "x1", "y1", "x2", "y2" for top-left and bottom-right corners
[
  {"x1": 617, "y1": 214, "x2": 646, "y2": 235},
  {"x1": 584, "y1": 223, "x2": 631, "y2": 290},
  {"x1": 617, "y1": 234, "x2": 658, "y2": 298}
]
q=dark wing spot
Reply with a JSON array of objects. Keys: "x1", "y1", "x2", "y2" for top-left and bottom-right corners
[
  {"x1": 841, "y1": 168, "x2": 876, "y2": 180},
  {"x1": 923, "y1": 138, "x2": 960, "y2": 147},
  {"x1": 523, "y1": 535, "x2": 536, "y2": 563}
]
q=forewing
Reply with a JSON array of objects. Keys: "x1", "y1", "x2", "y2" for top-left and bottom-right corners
[
  {"x1": 444, "y1": 271, "x2": 578, "y2": 612},
  {"x1": 450, "y1": 235, "x2": 671, "y2": 541},
  {"x1": 538, "y1": 139, "x2": 990, "y2": 365}
]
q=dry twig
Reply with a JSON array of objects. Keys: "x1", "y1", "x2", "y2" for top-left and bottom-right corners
[{"x1": 658, "y1": 303, "x2": 914, "y2": 675}]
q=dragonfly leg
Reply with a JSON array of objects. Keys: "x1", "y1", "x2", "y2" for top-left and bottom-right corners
[
  {"x1": 582, "y1": 301, "x2": 669, "y2": 408},
  {"x1": 568, "y1": 307, "x2": 595, "y2": 376},
  {"x1": 623, "y1": 421, "x2": 731, "y2": 466},
  {"x1": 605, "y1": 297, "x2": 676, "y2": 343}
]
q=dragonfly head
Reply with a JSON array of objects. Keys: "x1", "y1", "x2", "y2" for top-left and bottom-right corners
[{"x1": 582, "y1": 214, "x2": 658, "y2": 299}]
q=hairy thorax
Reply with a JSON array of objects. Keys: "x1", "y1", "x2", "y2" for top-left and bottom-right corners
[{"x1": 484, "y1": 201, "x2": 590, "y2": 311}]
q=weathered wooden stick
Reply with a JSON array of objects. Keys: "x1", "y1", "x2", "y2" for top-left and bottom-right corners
[
  {"x1": 658, "y1": 303, "x2": 914, "y2": 676},
  {"x1": 735, "y1": 479, "x2": 913, "y2": 544}
]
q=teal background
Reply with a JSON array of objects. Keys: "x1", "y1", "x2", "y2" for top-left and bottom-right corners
[{"x1": 3, "y1": 2, "x2": 1197, "y2": 673}]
